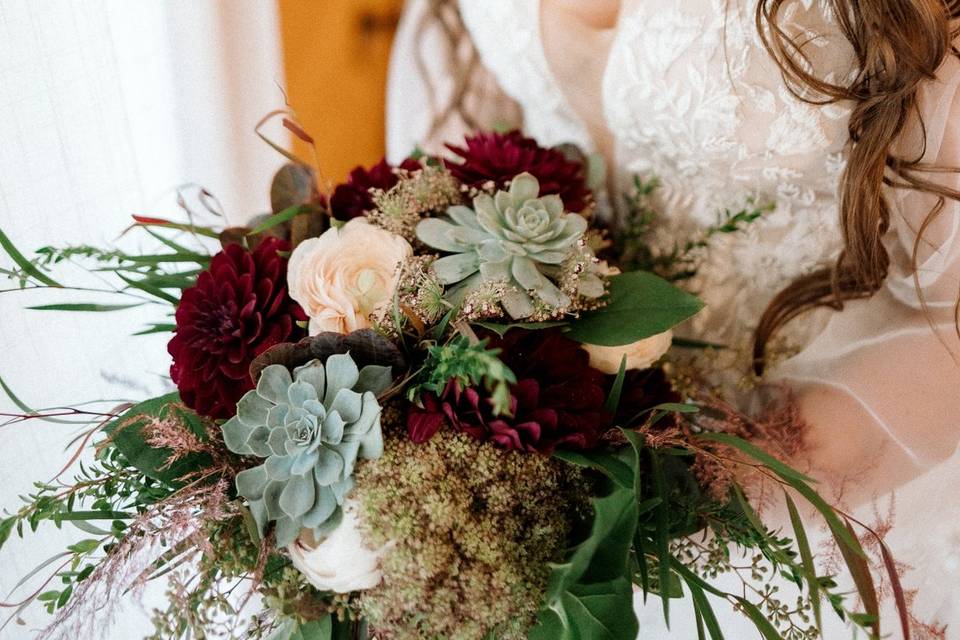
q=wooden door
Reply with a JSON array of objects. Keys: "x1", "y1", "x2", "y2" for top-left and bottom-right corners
[{"x1": 278, "y1": 0, "x2": 404, "y2": 183}]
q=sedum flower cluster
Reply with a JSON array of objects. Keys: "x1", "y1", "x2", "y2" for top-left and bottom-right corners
[
  {"x1": 368, "y1": 164, "x2": 463, "y2": 241},
  {"x1": 354, "y1": 426, "x2": 589, "y2": 640},
  {"x1": 221, "y1": 354, "x2": 390, "y2": 547}
]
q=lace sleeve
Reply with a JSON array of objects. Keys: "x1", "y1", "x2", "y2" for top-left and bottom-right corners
[
  {"x1": 386, "y1": 0, "x2": 521, "y2": 161},
  {"x1": 771, "y1": 51, "x2": 960, "y2": 506}
]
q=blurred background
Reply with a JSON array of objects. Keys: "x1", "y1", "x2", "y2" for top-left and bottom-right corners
[{"x1": 0, "y1": 1, "x2": 403, "y2": 637}]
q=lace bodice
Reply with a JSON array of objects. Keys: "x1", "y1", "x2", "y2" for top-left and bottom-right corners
[{"x1": 458, "y1": 0, "x2": 852, "y2": 358}]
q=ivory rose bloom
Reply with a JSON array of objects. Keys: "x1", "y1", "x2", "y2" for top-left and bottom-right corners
[
  {"x1": 288, "y1": 219, "x2": 412, "y2": 335},
  {"x1": 583, "y1": 330, "x2": 673, "y2": 374},
  {"x1": 287, "y1": 499, "x2": 389, "y2": 593}
]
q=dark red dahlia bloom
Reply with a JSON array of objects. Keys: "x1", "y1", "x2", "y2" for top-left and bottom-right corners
[
  {"x1": 168, "y1": 237, "x2": 304, "y2": 418},
  {"x1": 408, "y1": 329, "x2": 612, "y2": 453},
  {"x1": 445, "y1": 130, "x2": 591, "y2": 212},
  {"x1": 329, "y1": 157, "x2": 421, "y2": 220}
]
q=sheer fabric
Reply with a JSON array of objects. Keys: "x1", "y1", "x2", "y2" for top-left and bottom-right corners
[
  {"x1": 0, "y1": 1, "x2": 286, "y2": 636},
  {"x1": 388, "y1": 0, "x2": 960, "y2": 635}
]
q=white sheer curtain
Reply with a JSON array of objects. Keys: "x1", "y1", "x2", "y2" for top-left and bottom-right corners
[{"x1": 0, "y1": 1, "x2": 287, "y2": 637}]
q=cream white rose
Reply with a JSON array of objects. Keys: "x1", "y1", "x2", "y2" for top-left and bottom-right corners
[
  {"x1": 287, "y1": 499, "x2": 389, "y2": 593},
  {"x1": 583, "y1": 330, "x2": 673, "y2": 374},
  {"x1": 288, "y1": 219, "x2": 412, "y2": 335}
]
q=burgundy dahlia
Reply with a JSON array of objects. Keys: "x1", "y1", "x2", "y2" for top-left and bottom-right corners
[
  {"x1": 329, "y1": 157, "x2": 421, "y2": 220},
  {"x1": 408, "y1": 329, "x2": 612, "y2": 453},
  {"x1": 168, "y1": 237, "x2": 303, "y2": 419},
  {"x1": 445, "y1": 130, "x2": 591, "y2": 212}
]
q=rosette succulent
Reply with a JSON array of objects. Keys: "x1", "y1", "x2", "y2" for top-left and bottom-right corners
[
  {"x1": 416, "y1": 172, "x2": 594, "y2": 319},
  {"x1": 221, "y1": 354, "x2": 390, "y2": 546}
]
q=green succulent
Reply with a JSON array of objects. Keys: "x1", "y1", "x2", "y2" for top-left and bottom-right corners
[
  {"x1": 221, "y1": 354, "x2": 389, "y2": 547},
  {"x1": 416, "y1": 172, "x2": 591, "y2": 319}
]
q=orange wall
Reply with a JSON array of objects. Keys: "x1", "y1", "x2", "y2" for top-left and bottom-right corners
[{"x1": 277, "y1": 0, "x2": 404, "y2": 183}]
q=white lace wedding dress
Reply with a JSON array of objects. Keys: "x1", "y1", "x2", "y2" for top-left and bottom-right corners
[{"x1": 387, "y1": 1, "x2": 960, "y2": 637}]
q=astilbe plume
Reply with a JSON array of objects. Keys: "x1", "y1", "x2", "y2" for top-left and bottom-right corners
[
  {"x1": 354, "y1": 426, "x2": 588, "y2": 640},
  {"x1": 329, "y1": 157, "x2": 421, "y2": 220},
  {"x1": 408, "y1": 328, "x2": 612, "y2": 453},
  {"x1": 167, "y1": 237, "x2": 303, "y2": 419},
  {"x1": 445, "y1": 130, "x2": 591, "y2": 212},
  {"x1": 41, "y1": 480, "x2": 235, "y2": 640}
]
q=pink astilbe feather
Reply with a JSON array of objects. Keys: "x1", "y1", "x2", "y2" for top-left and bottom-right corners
[{"x1": 39, "y1": 479, "x2": 235, "y2": 640}]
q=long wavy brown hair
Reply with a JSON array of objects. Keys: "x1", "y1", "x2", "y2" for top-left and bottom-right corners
[{"x1": 419, "y1": 1, "x2": 960, "y2": 373}]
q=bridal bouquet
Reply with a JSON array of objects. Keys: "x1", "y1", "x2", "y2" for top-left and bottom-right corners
[{"x1": 0, "y1": 126, "x2": 889, "y2": 640}]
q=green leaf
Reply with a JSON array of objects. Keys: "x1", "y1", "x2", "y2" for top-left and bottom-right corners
[
  {"x1": 0, "y1": 227, "x2": 61, "y2": 287},
  {"x1": 26, "y1": 302, "x2": 145, "y2": 312},
  {"x1": 132, "y1": 323, "x2": 177, "y2": 336},
  {"x1": 696, "y1": 432, "x2": 815, "y2": 484},
  {"x1": 533, "y1": 435, "x2": 643, "y2": 640},
  {"x1": 132, "y1": 220, "x2": 220, "y2": 238},
  {"x1": 103, "y1": 393, "x2": 212, "y2": 486},
  {"x1": 785, "y1": 493, "x2": 821, "y2": 633},
  {"x1": 0, "y1": 517, "x2": 15, "y2": 551},
  {"x1": 116, "y1": 272, "x2": 180, "y2": 304},
  {"x1": 565, "y1": 271, "x2": 703, "y2": 346},
  {"x1": 604, "y1": 356, "x2": 627, "y2": 413},
  {"x1": 698, "y1": 432, "x2": 862, "y2": 554},
  {"x1": 530, "y1": 578, "x2": 638, "y2": 640},
  {"x1": 649, "y1": 449, "x2": 673, "y2": 627},
  {"x1": 296, "y1": 615, "x2": 332, "y2": 640},
  {"x1": 249, "y1": 205, "x2": 312, "y2": 235},
  {"x1": 835, "y1": 520, "x2": 879, "y2": 637},
  {"x1": 125, "y1": 253, "x2": 210, "y2": 265},
  {"x1": 56, "y1": 510, "x2": 134, "y2": 521},
  {"x1": 472, "y1": 320, "x2": 568, "y2": 337},
  {"x1": 66, "y1": 538, "x2": 101, "y2": 554}
]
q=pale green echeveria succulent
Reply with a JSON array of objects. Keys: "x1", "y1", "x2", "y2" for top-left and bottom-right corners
[
  {"x1": 416, "y1": 172, "x2": 591, "y2": 319},
  {"x1": 221, "y1": 354, "x2": 389, "y2": 547}
]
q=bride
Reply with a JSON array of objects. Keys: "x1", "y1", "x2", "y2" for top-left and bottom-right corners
[{"x1": 387, "y1": 0, "x2": 960, "y2": 637}]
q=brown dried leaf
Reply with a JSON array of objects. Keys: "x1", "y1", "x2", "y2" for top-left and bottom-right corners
[{"x1": 249, "y1": 329, "x2": 407, "y2": 382}]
